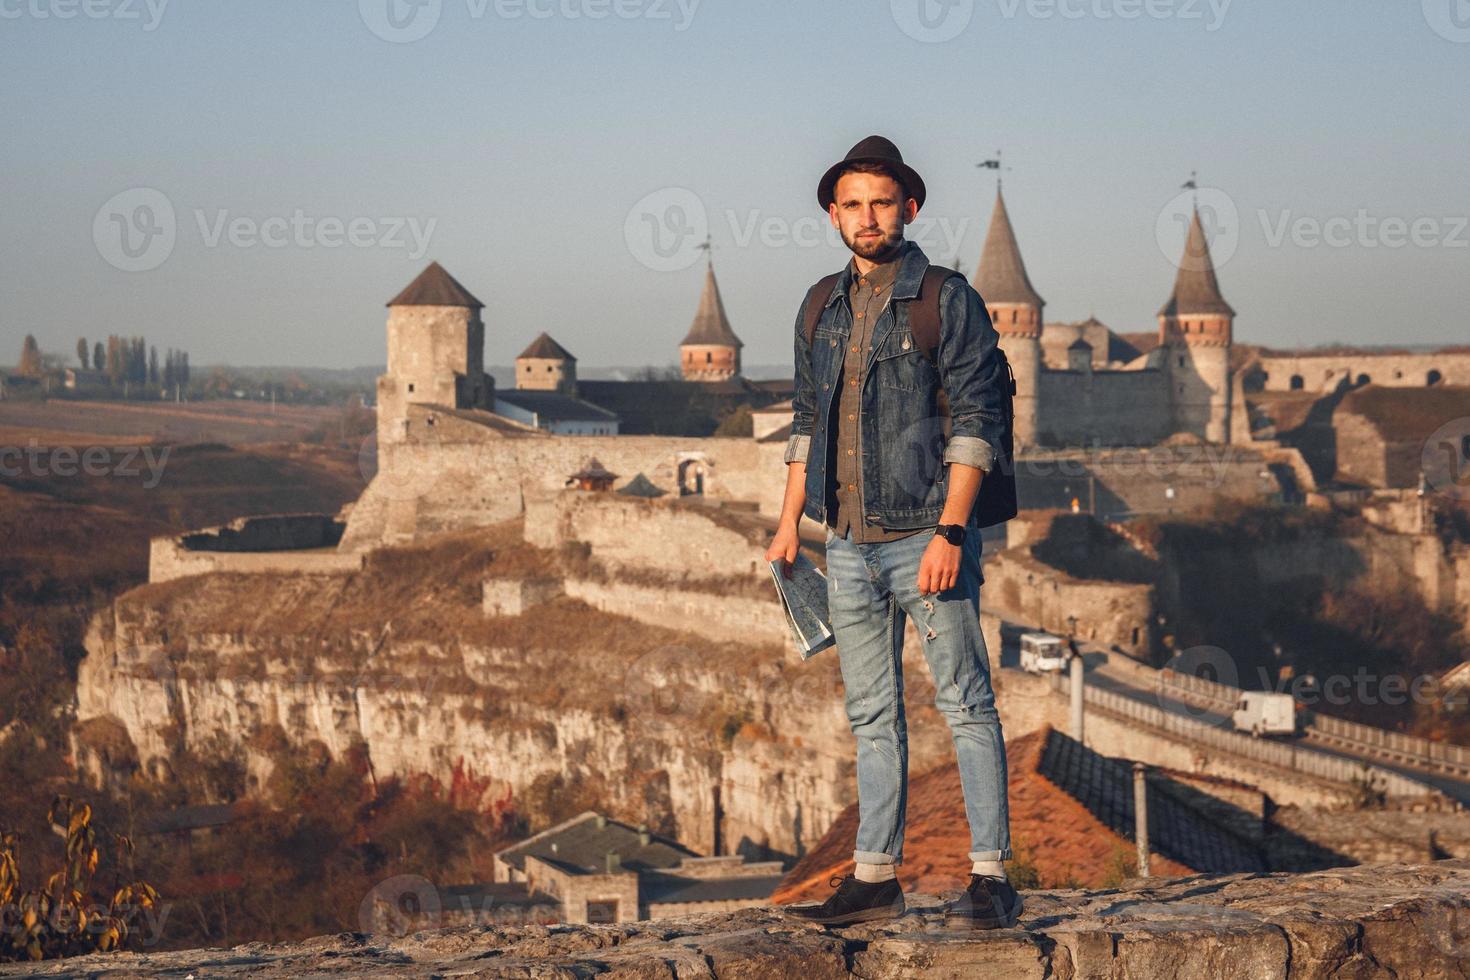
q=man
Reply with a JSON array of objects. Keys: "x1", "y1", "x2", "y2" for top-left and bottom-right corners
[{"x1": 765, "y1": 135, "x2": 1021, "y2": 930}]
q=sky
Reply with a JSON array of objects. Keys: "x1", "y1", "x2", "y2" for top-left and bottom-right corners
[{"x1": 2, "y1": 0, "x2": 1467, "y2": 374}]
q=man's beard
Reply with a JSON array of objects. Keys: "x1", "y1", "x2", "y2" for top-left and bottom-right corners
[{"x1": 842, "y1": 226, "x2": 904, "y2": 262}]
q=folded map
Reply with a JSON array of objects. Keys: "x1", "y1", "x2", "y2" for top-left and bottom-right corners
[{"x1": 768, "y1": 552, "x2": 836, "y2": 660}]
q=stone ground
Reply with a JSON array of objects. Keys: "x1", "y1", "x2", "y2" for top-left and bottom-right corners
[{"x1": 6, "y1": 860, "x2": 1470, "y2": 978}]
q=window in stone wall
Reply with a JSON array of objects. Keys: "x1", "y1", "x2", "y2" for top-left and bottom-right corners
[{"x1": 586, "y1": 901, "x2": 618, "y2": 924}]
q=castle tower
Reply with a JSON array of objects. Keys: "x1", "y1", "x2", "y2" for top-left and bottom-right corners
[
  {"x1": 1158, "y1": 208, "x2": 1235, "y2": 443},
  {"x1": 516, "y1": 332, "x2": 578, "y2": 395},
  {"x1": 377, "y1": 261, "x2": 490, "y2": 445},
  {"x1": 679, "y1": 260, "x2": 743, "y2": 382},
  {"x1": 974, "y1": 188, "x2": 1043, "y2": 449}
]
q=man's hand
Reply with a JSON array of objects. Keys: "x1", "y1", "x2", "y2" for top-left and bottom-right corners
[
  {"x1": 917, "y1": 534, "x2": 961, "y2": 595},
  {"x1": 766, "y1": 521, "x2": 802, "y2": 578}
]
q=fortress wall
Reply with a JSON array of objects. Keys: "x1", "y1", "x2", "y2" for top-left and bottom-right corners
[
  {"x1": 1334, "y1": 410, "x2": 1392, "y2": 486},
  {"x1": 527, "y1": 491, "x2": 767, "y2": 580},
  {"x1": 981, "y1": 550, "x2": 1155, "y2": 657},
  {"x1": 565, "y1": 578, "x2": 786, "y2": 646},
  {"x1": 1246, "y1": 533, "x2": 1456, "y2": 611},
  {"x1": 150, "y1": 538, "x2": 365, "y2": 583},
  {"x1": 1258, "y1": 352, "x2": 1470, "y2": 392},
  {"x1": 151, "y1": 514, "x2": 363, "y2": 583},
  {"x1": 1016, "y1": 445, "x2": 1278, "y2": 518},
  {"x1": 1035, "y1": 369, "x2": 1174, "y2": 448}
]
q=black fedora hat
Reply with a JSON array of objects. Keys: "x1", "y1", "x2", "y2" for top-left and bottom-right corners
[{"x1": 817, "y1": 135, "x2": 927, "y2": 212}]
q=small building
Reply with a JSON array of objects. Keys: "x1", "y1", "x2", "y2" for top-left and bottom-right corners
[
  {"x1": 516, "y1": 332, "x2": 578, "y2": 395},
  {"x1": 616, "y1": 473, "x2": 667, "y2": 498},
  {"x1": 494, "y1": 389, "x2": 620, "y2": 435},
  {"x1": 566, "y1": 457, "x2": 618, "y2": 491},
  {"x1": 64, "y1": 368, "x2": 109, "y2": 390},
  {"x1": 492, "y1": 811, "x2": 784, "y2": 924}
]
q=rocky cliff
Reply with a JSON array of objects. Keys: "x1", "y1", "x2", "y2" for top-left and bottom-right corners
[
  {"x1": 8, "y1": 859, "x2": 1470, "y2": 977},
  {"x1": 72, "y1": 519, "x2": 958, "y2": 864}
]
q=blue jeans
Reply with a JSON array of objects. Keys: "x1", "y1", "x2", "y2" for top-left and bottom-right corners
[{"x1": 825, "y1": 524, "x2": 1012, "y2": 865}]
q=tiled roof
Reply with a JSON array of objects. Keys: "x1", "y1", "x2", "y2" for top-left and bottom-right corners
[
  {"x1": 518, "y1": 332, "x2": 576, "y2": 361},
  {"x1": 616, "y1": 473, "x2": 668, "y2": 498},
  {"x1": 387, "y1": 261, "x2": 484, "y2": 309},
  {"x1": 1037, "y1": 728, "x2": 1266, "y2": 875},
  {"x1": 495, "y1": 390, "x2": 619, "y2": 422},
  {"x1": 496, "y1": 811, "x2": 696, "y2": 875},
  {"x1": 772, "y1": 724, "x2": 1264, "y2": 903},
  {"x1": 1159, "y1": 209, "x2": 1235, "y2": 318},
  {"x1": 974, "y1": 189, "x2": 1044, "y2": 309}
]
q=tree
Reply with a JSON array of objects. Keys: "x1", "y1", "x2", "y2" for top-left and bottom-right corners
[
  {"x1": 17, "y1": 335, "x2": 42, "y2": 378},
  {"x1": 148, "y1": 346, "x2": 159, "y2": 386},
  {"x1": 180, "y1": 351, "x2": 190, "y2": 386},
  {"x1": 77, "y1": 338, "x2": 89, "y2": 369},
  {"x1": 93, "y1": 342, "x2": 105, "y2": 375},
  {"x1": 105, "y1": 336, "x2": 122, "y2": 382}
]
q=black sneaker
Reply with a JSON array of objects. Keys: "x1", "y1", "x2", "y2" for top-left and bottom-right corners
[
  {"x1": 943, "y1": 873, "x2": 1024, "y2": 929},
  {"x1": 782, "y1": 873, "x2": 905, "y2": 926}
]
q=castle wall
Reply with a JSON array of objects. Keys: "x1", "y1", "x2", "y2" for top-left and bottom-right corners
[
  {"x1": 1035, "y1": 368, "x2": 1174, "y2": 448},
  {"x1": 1257, "y1": 352, "x2": 1470, "y2": 393},
  {"x1": 524, "y1": 491, "x2": 766, "y2": 581},
  {"x1": 981, "y1": 550, "x2": 1156, "y2": 658},
  {"x1": 150, "y1": 514, "x2": 360, "y2": 583}
]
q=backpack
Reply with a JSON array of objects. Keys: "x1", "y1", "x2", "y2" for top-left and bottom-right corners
[{"x1": 802, "y1": 265, "x2": 1019, "y2": 529}]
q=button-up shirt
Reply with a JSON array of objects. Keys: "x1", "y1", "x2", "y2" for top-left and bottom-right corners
[{"x1": 827, "y1": 254, "x2": 926, "y2": 543}]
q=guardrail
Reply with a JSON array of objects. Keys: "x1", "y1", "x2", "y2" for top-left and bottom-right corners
[
  {"x1": 1050, "y1": 673, "x2": 1446, "y2": 801},
  {"x1": 1157, "y1": 668, "x2": 1470, "y2": 778}
]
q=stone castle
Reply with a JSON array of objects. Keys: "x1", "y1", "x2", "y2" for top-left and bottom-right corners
[{"x1": 377, "y1": 187, "x2": 1470, "y2": 460}]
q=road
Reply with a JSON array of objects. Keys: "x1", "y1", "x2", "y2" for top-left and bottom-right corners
[{"x1": 999, "y1": 630, "x2": 1470, "y2": 806}]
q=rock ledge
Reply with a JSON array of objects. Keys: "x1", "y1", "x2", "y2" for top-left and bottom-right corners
[{"x1": 6, "y1": 860, "x2": 1470, "y2": 978}]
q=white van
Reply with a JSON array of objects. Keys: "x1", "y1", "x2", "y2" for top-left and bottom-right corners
[
  {"x1": 1232, "y1": 691, "x2": 1297, "y2": 737},
  {"x1": 1019, "y1": 632, "x2": 1069, "y2": 674}
]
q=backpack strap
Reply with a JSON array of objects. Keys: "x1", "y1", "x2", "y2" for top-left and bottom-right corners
[
  {"x1": 908, "y1": 265, "x2": 956, "y2": 365},
  {"x1": 802, "y1": 273, "x2": 843, "y2": 346}
]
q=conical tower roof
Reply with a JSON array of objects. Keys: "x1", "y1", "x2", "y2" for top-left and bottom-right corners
[
  {"x1": 1159, "y1": 209, "x2": 1235, "y2": 317},
  {"x1": 387, "y1": 261, "x2": 484, "y2": 309},
  {"x1": 680, "y1": 261, "x2": 743, "y2": 348},
  {"x1": 974, "y1": 190, "x2": 1044, "y2": 309},
  {"x1": 518, "y1": 332, "x2": 576, "y2": 361}
]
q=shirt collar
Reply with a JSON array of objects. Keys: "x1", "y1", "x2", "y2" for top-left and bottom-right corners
[{"x1": 847, "y1": 246, "x2": 903, "y2": 291}]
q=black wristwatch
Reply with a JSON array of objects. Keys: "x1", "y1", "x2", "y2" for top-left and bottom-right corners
[{"x1": 934, "y1": 523, "x2": 966, "y2": 545}]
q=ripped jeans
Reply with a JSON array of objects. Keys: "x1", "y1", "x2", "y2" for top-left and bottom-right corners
[{"x1": 824, "y1": 523, "x2": 1012, "y2": 865}]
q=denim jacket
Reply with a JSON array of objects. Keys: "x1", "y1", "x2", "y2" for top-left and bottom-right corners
[{"x1": 785, "y1": 240, "x2": 1008, "y2": 530}]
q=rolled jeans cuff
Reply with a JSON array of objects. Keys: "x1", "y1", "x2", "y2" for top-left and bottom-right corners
[
  {"x1": 783, "y1": 433, "x2": 810, "y2": 465},
  {"x1": 969, "y1": 848, "x2": 1012, "y2": 862},
  {"x1": 853, "y1": 850, "x2": 899, "y2": 865},
  {"x1": 943, "y1": 435, "x2": 996, "y2": 474}
]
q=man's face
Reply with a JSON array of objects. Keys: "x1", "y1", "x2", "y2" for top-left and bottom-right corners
[{"x1": 828, "y1": 171, "x2": 917, "y2": 261}]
